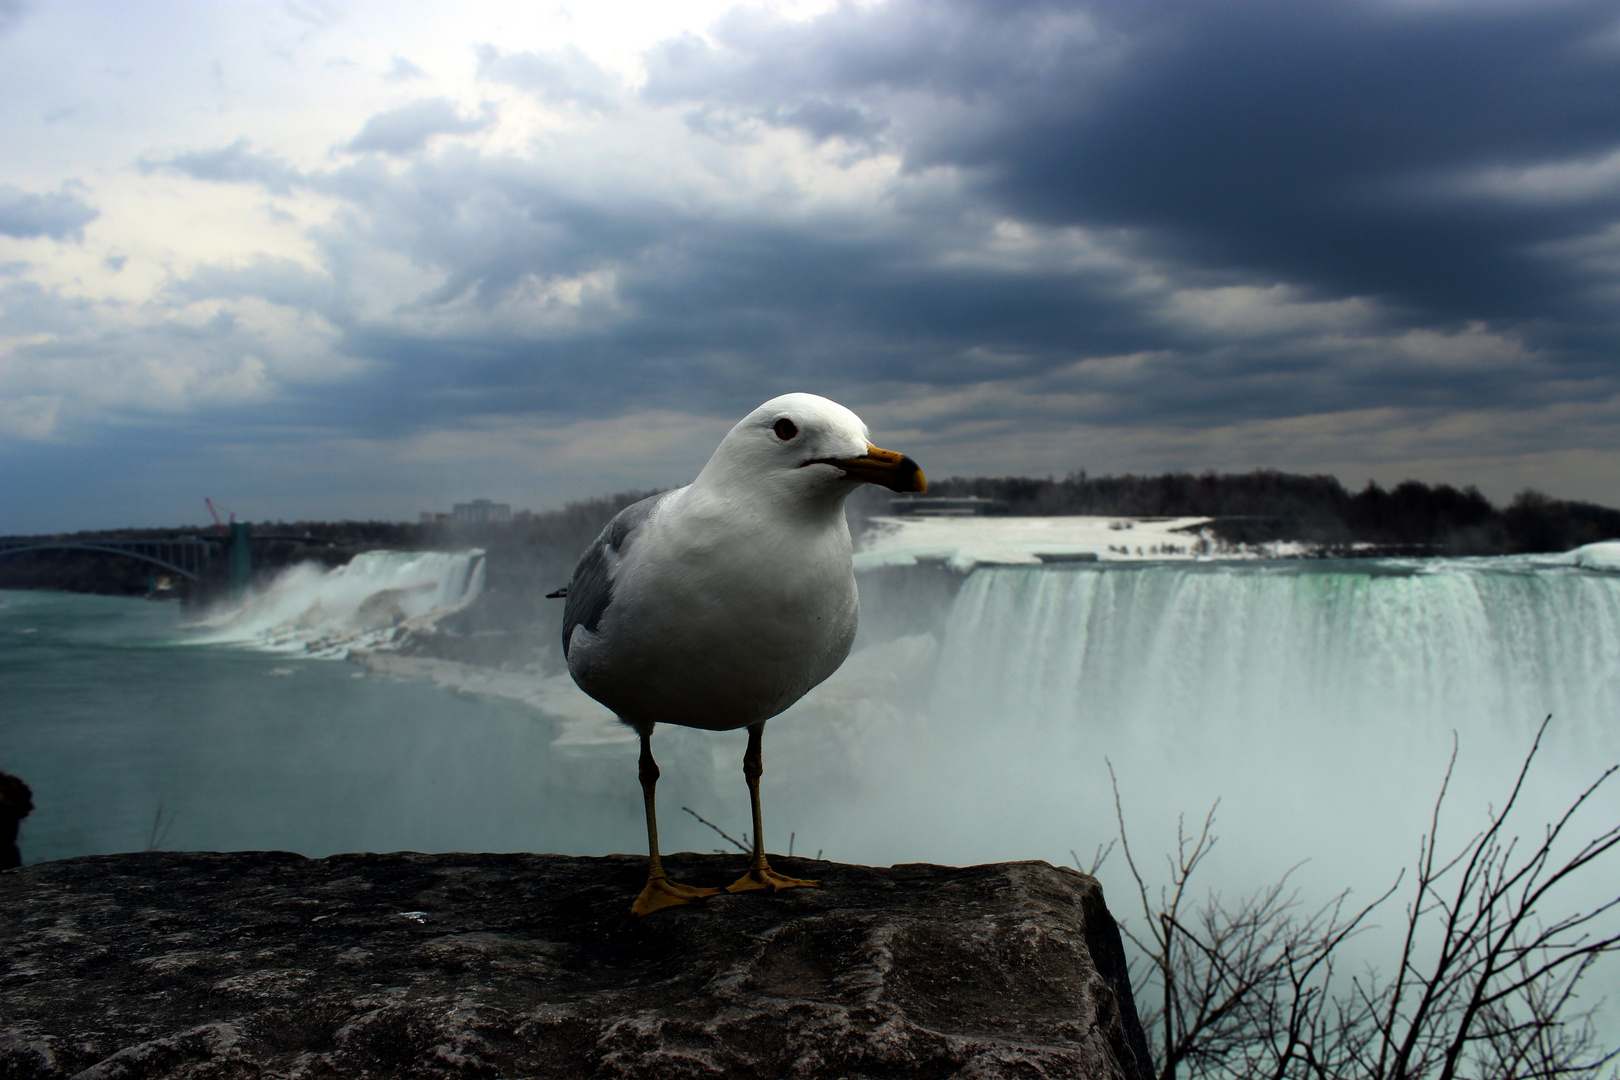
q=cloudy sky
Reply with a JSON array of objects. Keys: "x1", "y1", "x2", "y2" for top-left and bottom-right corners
[{"x1": 4, "y1": 0, "x2": 1620, "y2": 533}]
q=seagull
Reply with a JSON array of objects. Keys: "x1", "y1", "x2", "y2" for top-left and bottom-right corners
[{"x1": 552, "y1": 393, "x2": 925, "y2": 915}]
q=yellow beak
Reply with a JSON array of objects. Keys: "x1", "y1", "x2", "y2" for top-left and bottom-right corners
[{"x1": 824, "y1": 443, "x2": 927, "y2": 493}]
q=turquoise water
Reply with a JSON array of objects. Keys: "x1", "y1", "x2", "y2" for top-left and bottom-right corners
[
  {"x1": 5, "y1": 558, "x2": 1618, "y2": 888},
  {"x1": 0, "y1": 590, "x2": 671, "y2": 864}
]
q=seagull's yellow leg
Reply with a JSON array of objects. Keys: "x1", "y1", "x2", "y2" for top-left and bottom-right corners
[
  {"x1": 633, "y1": 728, "x2": 721, "y2": 916},
  {"x1": 728, "y1": 722, "x2": 820, "y2": 894}
]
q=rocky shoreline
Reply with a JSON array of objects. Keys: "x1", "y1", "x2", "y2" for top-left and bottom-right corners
[{"x1": 0, "y1": 851, "x2": 1151, "y2": 1079}]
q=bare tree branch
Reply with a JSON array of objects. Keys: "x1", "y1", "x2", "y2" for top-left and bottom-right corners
[{"x1": 1103, "y1": 716, "x2": 1619, "y2": 1080}]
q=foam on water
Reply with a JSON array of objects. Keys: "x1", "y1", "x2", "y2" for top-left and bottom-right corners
[{"x1": 188, "y1": 549, "x2": 486, "y2": 656}]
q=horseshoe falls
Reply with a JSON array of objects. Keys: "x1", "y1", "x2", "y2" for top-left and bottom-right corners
[
  {"x1": 816, "y1": 558, "x2": 1620, "y2": 915},
  {"x1": 933, "y1": 562, "x2": 1619, "y2": 739}
]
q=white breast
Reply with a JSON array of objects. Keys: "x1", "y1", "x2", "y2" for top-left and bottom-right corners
[{"x1": 567, "y1": 487, "x2": 859, "y2": 731}]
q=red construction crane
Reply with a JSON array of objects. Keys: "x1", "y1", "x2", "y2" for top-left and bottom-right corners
[{"x1": 204, "y1": 498, "x2": 235, "y2": 537}]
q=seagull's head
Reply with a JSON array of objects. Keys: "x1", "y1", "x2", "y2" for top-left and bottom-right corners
[{"x1": 697, "y1": 392, "x2": 926, "y2": 509}]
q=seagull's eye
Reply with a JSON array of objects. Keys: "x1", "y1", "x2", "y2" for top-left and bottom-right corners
[{"x1": 773, "y1": 418, "x2": 798, "y2": 441}]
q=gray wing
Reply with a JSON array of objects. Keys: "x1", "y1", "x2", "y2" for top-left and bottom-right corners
[{"x1": 561, "y1": 491, "x2": 671, "y2": 658}]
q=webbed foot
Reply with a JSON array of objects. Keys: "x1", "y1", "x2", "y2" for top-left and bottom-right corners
[
  {"x1": 727, "y1": 861, "x2": 821, "y2": 894},
  {"x1": 632, "y1": 874, "x2": 722, "y2": 916}
]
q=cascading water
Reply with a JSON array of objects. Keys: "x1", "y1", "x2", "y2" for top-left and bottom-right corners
[
  {"x1": 930, "y1": 559, "x2": 1619, "y2": 753},
  {"x1": 813, "y1": 557, "x2": 1620, "y2": 948},
  {"x1": 188, "y1": 549, "x2": 487, "y2": 655}
]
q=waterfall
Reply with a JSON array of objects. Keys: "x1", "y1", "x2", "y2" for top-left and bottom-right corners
[
  {"x1": 930, "y1": 560, "x2": 1620, "y2": 753},
  {"x1": 188, "y1": 550, "x2": 486, "y2": 655},
  {"x1": 818, "y1": 558, "x2": 1620, "y2": 918}
]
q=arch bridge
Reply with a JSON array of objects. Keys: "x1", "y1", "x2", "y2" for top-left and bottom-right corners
[{"x1": 0, "y1": 537, "x2": 217, "y2": 581}]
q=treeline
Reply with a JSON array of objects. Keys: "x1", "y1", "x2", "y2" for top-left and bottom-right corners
[{"x1": 923, "y1": 471, "x2": 1620, "y2": 554}]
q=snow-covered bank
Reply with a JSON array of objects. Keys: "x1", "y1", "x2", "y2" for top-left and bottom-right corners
[
  {"x1": 851, "y1": 514, "x2": 1312, "y2": 572},
  {"x1": 1545, "y1": 539, "x2": 1620, "y2": 572},
  {"x1": 852, "y1": 515, "x2": 1620, "y2": 573}
]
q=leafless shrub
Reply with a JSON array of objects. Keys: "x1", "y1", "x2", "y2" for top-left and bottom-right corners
[
  {"x1": 145, "y1": 797, "x2": 176, "y2": 852},
  {"x1": 1100, "y1": 717, "x2": 1620, "y2": 1080},
  {"x1": 682, "y1": 805, "x2": 748, "y2": 853}
]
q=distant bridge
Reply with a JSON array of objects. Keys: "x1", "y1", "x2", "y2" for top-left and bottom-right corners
[
  {"x1": 0, "y1": 536, "x2": 218, "y2": 581},
  {"x1": 0, "y1": 529, "x2": 343, "y2": 589}
]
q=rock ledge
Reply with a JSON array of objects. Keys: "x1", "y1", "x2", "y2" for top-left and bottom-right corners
[{"x1": 1, "y1": 851, "x2": 1152, "y2": 1079}]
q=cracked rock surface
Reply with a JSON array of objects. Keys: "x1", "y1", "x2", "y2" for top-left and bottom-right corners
[{"x1": 1, "y1": 851, "x2": 1153, "y2": 1079}]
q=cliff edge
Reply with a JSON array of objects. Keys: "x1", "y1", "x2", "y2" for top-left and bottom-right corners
[{"x1": 0, "y1": 851, "x2": 1153, "y2": 1079}]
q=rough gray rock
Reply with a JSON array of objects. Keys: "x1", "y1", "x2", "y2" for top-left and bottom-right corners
[{"x1": 0, "y1": 852, "x2": 1153, "y2": 1079}]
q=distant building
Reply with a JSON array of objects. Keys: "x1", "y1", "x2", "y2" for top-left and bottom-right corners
[{"x1": 453, "y1": 499, "x2": 511, "y2": 524}]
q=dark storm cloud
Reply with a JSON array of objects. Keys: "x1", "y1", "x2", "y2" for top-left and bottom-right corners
[
  {"x1": 643, "y1": 1, "x2": 1099, "y2": 149},
  {"x1": 0, "y1": 183, "x2": 97, "y2": 241},
  {"x1": 301, "y1": 180, "x2": 1160, "y2": 435},
  {"x1": 306, "y1": 148, "x2": 671, "y2": 308},
  {"x1": 345, "y1": 98, "x2": 496, "y2": 155},
  {"x1": 649, "y1": 0, "x2": 1620, "y2": 329},
  {"x1": 82, "y1": 0, "x2": 1620, "y2": 481},
  {"x1": 949, "y1": 0, "x2": 1620, "y2": 325}
]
